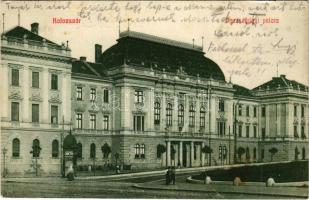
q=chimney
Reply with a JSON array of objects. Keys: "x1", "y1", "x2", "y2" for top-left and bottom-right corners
[
  {"x1": 95, "y1": 44, "x2": 102, "y2": 63},
  {"x1": 280, "y1": 74, "x2": 286, "y2": 78},
  {"x1": 80, "y1": 56, "x2": 86, "y2": 61},
  {"x1": 31, "y1": 22, "x2": 39, "y2": 34}
]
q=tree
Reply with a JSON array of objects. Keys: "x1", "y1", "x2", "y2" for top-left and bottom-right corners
[
  {"x1": 156, "y1": 144, "x2": 166, "y2": 167},
  {"x1": 269, "y1": 147, "x2": 278, "y2": 162},
  {"x1": 201, "y1": 145, "x2": 213, "y2": 166},
  {"x1": 237, "y1": 147, "x2": 245, "y2": 163},
  {"x1": 101, "y1": 143, "x2": 111, "y2": 159}
]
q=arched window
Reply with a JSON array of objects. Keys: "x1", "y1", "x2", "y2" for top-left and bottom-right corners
[
  {"x1": 12, "y1": 138, "x2": 20, "y2": 157},
  {"x1": 90, "y1": 143, "x2": 96, "y2": 159},
  {"x1": 200, "y1": 107, "x2": 206, "y2": 127},
  {"x1": 140, "y1": 144, "x2": 145, "y2": 158},
  {"x1": 166, "y1": 103, "x2": 173, "y2": 127},
  {"x1": 77, "y1": 143, "x2": 82, "y2": 158},
  {"x1": 178, "y1": 104, "x2": 184, "y2": 127},
  {"x1": 189, "y1": 105, "x2": 195, "y2": 127},
  {"x1": 154, "y1": 102, "x2": 160, "y2": 125},
  {"x1": 134, "y1": 144, "x2": 140, "y2": 158},
  {"x1": 52, "y1": 140, "x2": 59, "y2": 158},
  {"x1": 32, "y1": 139, "x2": 41, "y2": 158}
]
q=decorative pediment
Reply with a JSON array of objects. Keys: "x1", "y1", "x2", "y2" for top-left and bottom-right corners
[
  {"x1": 30, "y1": 90, "x2": 42, "y2": 102},
  {"x1": 89, "y1": 102, "x2": 100, "y2": 113},
  {"x1": 134, "y1": 102, "x2": 144, "y2": 111},
  {"x1": 9, "y1": 92, "x2": 23, "y2": 100},
  {"x1": 293, "y1": 119, "x2": 299, "y2": 124},
  {"x1": 49, "y1": 97, "x2": 62, "y2": 103}
]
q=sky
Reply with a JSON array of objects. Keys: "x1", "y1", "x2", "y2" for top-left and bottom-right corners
[{"x1": 2, "y1": 1, "x2": 308, "y2": 89}]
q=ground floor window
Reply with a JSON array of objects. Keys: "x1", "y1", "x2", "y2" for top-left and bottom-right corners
[
  {"x1": 52, "y1": 140, "x2": 59, "y2": 158},
  {"x1": 12, "y1": 138, "x2": 20, "y2": 157},
  {"x1": 134, "y1": 143, "x2": 145, "y2": 159}
]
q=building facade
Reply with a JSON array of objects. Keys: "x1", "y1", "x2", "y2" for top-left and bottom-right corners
[{"x1": 1, "y1": 23, "x2": 308, "y2": 177}]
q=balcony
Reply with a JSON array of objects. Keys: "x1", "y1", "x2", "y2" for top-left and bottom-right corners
[{"x1": 74, "y1": 129, "x2": 113, "y2": 135}]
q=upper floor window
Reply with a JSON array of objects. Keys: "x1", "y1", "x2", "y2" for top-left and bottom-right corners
[
  {"x1": 301, "y1": 126, "x2": 306, "y2": 139},
  {"x1": 51, "y1": 74, "x2": 58, "y2": 90},
  {"x1": 76, "y1": 113, "x2": 82, "y2": 129},
  {"x1": 90, "y1": 88, "x2": 96, "y2": 101},
  {"x1": 32, "y1": 71, "x2": 39, "y2": 88},
  {"x1": 103, "y1": 89, "x2": 109, "y2": 103},
  {"x1": 238, "y1": 125, "x2": 242, "y2": 137},
  {"x1": 200, "y1": 107, "x2": 206, "y2": 127},
  {"x1": 135, "y1": 90, "x2": 144, "y2": 103},
  {"x1": 246, "y1": 106, "x2": 250, "y2": 117},
  {"x1": 294, "y1": 105, "x2": 297, "y2": 117},
  {"x1": 189, "y1": 105, "x2": 195, "y2": 127},
  {"x1": 238, "y1": 105, "x2": 242, "y2": 116},
  {"x1": 90, "y1": 114, "x2": 96, "y2": 130},
  {"x1": 166, "y1": 103, "x2": 173, "y2": 127},
  {"x1": 76, "y1": 87, "x2": 82, "y2": 100},
  {"x1": 51, "y1": 105, "x2": 58, "y2": 124},
  {"x1": 32, "y1": 104, "x2": 39, "y2": 123},
  {"x1": 301, "y1": 105, "x2": 305, "y2": 118},
  {"x1": 154, "y1": 102, "x2": 161, "y2": 125},
  {"x1": 253, "y1": 125, "x2": 257, "y2": 138},
  {"x1": 261, "y1": 106, "x2": 266, "y2": 117},
  {"x1": 253, "y1": 106, "x2": 257, "y2": 117},
  {"x1": 52, "y1": 140, "x2": 59, "y2": 158},
  {"x1": 133, "y1": 115, "x2": 144, "y2": 132},
  {"x1": 262, "y1": 128, "x2": 266, "y2": 139},
  {"x1": 294, "y1": 125, "x2": 298, "y2": 138},
  {"x1": 178, "y1": 104, "x2": 184, "y2": 127},
  {"x1": 11, "y1": 68, "x2": 19, "y2": 86},
  {"x1": 103, "y1": 115, "x2": 109, "y2": 130},
  {"x1": 12, "y1": 138, "x2": 20, "y2": 157},
  {"x1": 246, "y1": 125, "x2": 250, "y2": 137},
  {"x1": 218, "y1": 100, "x2": 224, "y2": 112},
  {"x1": 217, "y1": 121, "x2": 225, "y2": 136},
  {"x1": 11, "y1": 102, "x2": 19, "y2": 121}
]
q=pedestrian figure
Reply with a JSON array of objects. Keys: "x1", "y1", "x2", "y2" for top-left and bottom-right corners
[
  {"x1": 171, "y1": 166, "x2": 176, "y2": 185},
  {"x1": 166, "y1": 167, "x2": 171, "y2": 185},
  {"x1": 67, "y1": 164, "x2": 74, "y2": 181}
]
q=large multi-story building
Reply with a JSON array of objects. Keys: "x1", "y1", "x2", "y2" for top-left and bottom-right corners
[{"x1": 1, "y1": 23, "x2": 308, "y2": 177}]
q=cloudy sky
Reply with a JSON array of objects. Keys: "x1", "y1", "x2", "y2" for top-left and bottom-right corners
[{"x1": 2, "y1": 1, "x2": 308, "y2": 88}]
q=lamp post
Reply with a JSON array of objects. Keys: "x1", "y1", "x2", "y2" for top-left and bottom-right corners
[{"x1": 2, "y1": 147, "x2": 7, "y2": 177}]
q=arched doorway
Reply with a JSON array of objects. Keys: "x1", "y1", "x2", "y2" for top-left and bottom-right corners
[{"x1": 63, "y1": 133, "x2": 77, "y2": 177}]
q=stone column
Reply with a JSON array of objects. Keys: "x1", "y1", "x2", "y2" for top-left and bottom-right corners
[
  {"x1": 179, "y1": 141, "x2": 183, "y2": 167},
  {"x1": 201, "y1": 142, "x2": 205, "y2": 166},
  {"x1": 276, "y1": 104, "x2": 281, "y2": 136},
  {"x1": 42, "y1": 69, "x2": 49, "y2": 123},
  {"x1": 265, "y1": 105, "x2": 270, "y2": 137},
  {"x1": 22, "y1": 66, "x2": 30, "y2": 122},
  {"x1": 166, "y1": 141, "x2": 171, "y2": 167},
  {"x1": 120, "y1": 86, "x2": 131, "y2": 130},
  {"x1": 190, "y1": 141, "x2": 194, "y2": 167}
]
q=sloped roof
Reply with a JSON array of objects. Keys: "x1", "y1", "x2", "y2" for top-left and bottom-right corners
[
  {"x1": 99, "y1": 31, "x2": 225, "y2": 81},
  {"x1": 2, "y1": 26, "x2": 60, "y2": 46},
  {"x1": 233, "y1": 84, "x2": 254, "y2": 97},
  {"x1": 253, "y1": 75, "x2": 308, "y2": 92},
  {"x1": 72, "y1": 60, "x2": 103, "y2": 77}
]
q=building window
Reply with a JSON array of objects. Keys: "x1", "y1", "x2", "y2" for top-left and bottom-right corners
[
  {"x1": 166, "y1": 103, "x2": 173, "y2": 127},
  {"x1": 219, "y1": 146, "x2": 222, "y2": 159},
  {"x1": 76, "y1": 113, "x2": 82, "y2": 129},
  {"x1": 90, "y1": 88, "x2": 96, "y2": 101},
  {"x1": 238, "y1": 105, "x2": 242, "y2": 116},
  {"x1": 238, "y1": 125, "x2": 242, "y2": 137},
  {"x1": 32, "y1": 71, "x2": 39, "y2": 88},
  {"x1": 294, "y1": 125, "x2": 298, "y2": 138},
  {"x1": 103, "y1": 89, "x2": 109, "y2": 103},
  {"x1": 246, "y1": 106, "x2": 250, "y2": 117},
  {"x1": 189, "y1": 105, "x2": 195, "y2": 127},
  {"x1": 253, "y1": 125, "x2": 257, "y2": 138},
  {"x1": 134, "y1": 144, "x2": 140, "y2": 159},
  {"x1": 219, "y1": 100, "x2": 224, "y2": 112},
  {"x1": 11, "y1": 68, "x2": 19, "y2": 86},
  {"x1": 51, "y1": 105, "x2": 58, "y2": 124},
  {"x1": 253, "y1": 106, "x2": 257, "y2": 117},
  {"x1": 12, "y1": 138, "x2": 20, "y2": 157},
  {"x1": 90, "y1": 114, "x2": 96, "y2": 130},
  {"x1": 261, "y1": 149, "x2": 265, "y2": 159},
  {"x1": 301, "y1": 126, "x2": 306, "y2": 139},
  {"x1": 178, "y1": 104, "x2": 184, "y2": 127},
  {"x1": 194, "y1": 145, "x2": 197, "y2": 160},
  {"x1": 253, "y1": 148, "x2": 256, "y2": 160},
  {"x1": 76, "y1": 87, "x2": 82, "y2": 100},
  {"x1": 51, "y1": 74, "x2": 58, "y2": 90},
  {"x1": 140, "y1": 144, "x2": 145, "y2": 159},
  {"x1": 32, "y1": 104, "x2": 39, "y2": 123},
  {"x1": 154, "y1": 102, "x2": 161, "y2": 125},
  {"x1": 90, "y1": 143, "x2": 96, "y2": 158},
  {"x1": 294, "y1": 105, "x2": 297, "y2": 117},
  {"x1": 11, "y1": 102, "x2": 19, "y2": 121},
  {"x1": 246, "y1": 125, "x2": 250, "y2": 138},
  {"x1": 261, "y1": 106, "x2": 266, "y2": 117},
  {"x1": 133, "y1": 115, "x2": 144, "y2": 132},
  {"x1": 135, "y1": 90, "x2": 144, "y2": 103},
  {"x1": 103, "y1": 115, "x2": 109, "y2": 130},
  {"x1": 77, "y1": 143, "x2": 82, "y2": 158},
  {"x1": 262, "y1": 128, "x2": 266, "y2": 139},
  {"x1": 52, "y1": 140, "x2": 59, "y2": 158},
  {"x1": 217, "y1": 121, "x2": 225, "y2": 136},
  {"x1": 32, "y1": 139, "x2": 41, "y2": 158},
  {"x1": 200, "y1": 107, "x2": 206, "y2": 127},
  {"x1": 301, "y1": 106, "x2": 305, "y2": 118}
]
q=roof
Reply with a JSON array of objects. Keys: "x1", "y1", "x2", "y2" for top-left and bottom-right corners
[
  {"x1": 233, "y1": 84, "x2": 254, "y2": 97},
  {"x1": 99, "y1": 31, "x2": 225, "y2": 81},
  {"x1": 253, "y1": 75, "x2": 308, "y2": 92},
  {"x1": 72, "y1": 59, "x2": 104, "y2": 77},
  {"x1": 2, "y1": 26, "x2": 60, "y2": 46}
]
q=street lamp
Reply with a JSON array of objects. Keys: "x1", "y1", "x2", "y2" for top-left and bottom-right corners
[{"x1": 2, "y1": 147, "x2": 7, "y2": 177}]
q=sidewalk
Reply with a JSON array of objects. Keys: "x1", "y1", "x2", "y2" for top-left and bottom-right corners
[{"x1": 133, "y1": 179, "x2": 309, "y2": 198}]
